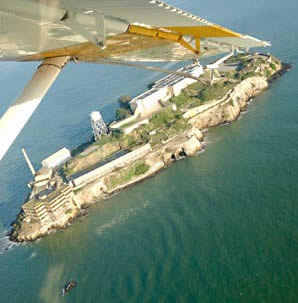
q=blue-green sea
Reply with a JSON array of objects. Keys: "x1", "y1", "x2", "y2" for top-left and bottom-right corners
[{"x1": 1, "y1": 1, "x2": 298, "y2": 302}]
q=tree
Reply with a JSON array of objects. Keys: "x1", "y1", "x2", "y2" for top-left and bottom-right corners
[
  {"x1": 116, "y1": 108, "x2": 131, "y2": 120},
  {"x1": 119, "y1": 95, "x2": 132, "y2": 107}
]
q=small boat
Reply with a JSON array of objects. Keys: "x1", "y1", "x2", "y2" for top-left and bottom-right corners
[{"x1": 62, "y1": 280, "x2": 77, "y2": 296}]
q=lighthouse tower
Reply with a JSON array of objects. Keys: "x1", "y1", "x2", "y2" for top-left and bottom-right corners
[{"x1": 90, "y1": 111, "x2": 108, "y2": 141}]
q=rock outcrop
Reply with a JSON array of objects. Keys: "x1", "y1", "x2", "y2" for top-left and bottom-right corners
[
  {"x1": 187, "y1": 128, "x2": 204, "y2": 141},
  {"x1": 182, "y1": 136, "x2": 202, "y2": 156},
  {"x1": 74, "y1": 180, "x2": 107, "y2": 207},
  {"x1": 189, "y1": 77, "x2": 269, "y2": 129}
]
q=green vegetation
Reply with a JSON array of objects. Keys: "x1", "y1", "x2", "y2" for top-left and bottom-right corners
[
  {"x1": 62, "y1": 165, "x2": 72, "y2": 176},
  {"x1": 106, "y1": 161, "x2": 150, "y2": 189},
  {"x1": 234, "y1": 71, "x2": 256, "y2": 81},
  {"x1": 228, "y1": 99, "x2": 234, "y2": 106},
  {"x1": 135, "y1": 163, "x2": 150, "y2": 175},
  {"x1": 148, "y1": 82, "x2": 155, "y2": 89},
  {"x1": 119, "y1": 95, "x2": 132, "y2": 103},
  {"x1": 241, "y1": 71, "x2": 256, "y2": 80},
  {"x1": 170, "y1": 81, "x2": 206, "y2": 108},
  {"x1": 171, "y1": 94, "x2": 191, "y2": 107},
  {"x1": 150, "y1": 131, "x2": 169, "y2": 146},
  {"x1": 116, "y1": 95, "x2": 133, "y2": 120},
  {"x1": 62, "y1": 132, "x2": 128, "y2": 176},
  {"x1": 270, "y1": 63, "x2": 277, "y2": 71},
  {"x1": 226, "y1": 54, "x2": 277, "y2": 81},
  {"x1": 94, "y1": 134, "x2": 115, "y2": 147},
  {"x1": 75, "y1": 132, "x2": 123, "y2": 152},
  {"x1": 71, "y1": 140, "x2": 93, "y2": 157},
  {"x1": 140, "y1": 129, "x2": 150, "y2": 142},
  {"x1": 199, "y1": 82, "x2": 234, "y2": 102},
  {"x1": 120, "y1": 117, "x2": 145, "y2": 129},
  {"x1": 107, "y1": 167, "x2": 135, "y2": 189},
  {"x1": 266, "y1": 70, "x2": 272, "y2": 78},
  {"x1": 150, "y1": 107, "x2": 177, "y2": 129},
  {"x1": 169, "y1": 77, "x2": 235, "y2": 109},
  {"x1": 146, "y1": 113, "x2": 187, "y2": 146},
  {"x1": 225, "y1": 54, "x2": 252, "y2": 65},
  {"x1": 116, "y1": 108, "x2": 131, "y2": 120}
]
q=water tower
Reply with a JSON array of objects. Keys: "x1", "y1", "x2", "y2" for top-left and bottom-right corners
[{"x1": 90, "y1": 111, "x2": 108, "y2": 141}]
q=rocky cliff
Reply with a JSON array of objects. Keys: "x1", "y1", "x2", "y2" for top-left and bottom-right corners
[{"x1": 189, "y1": 77, "x2": 269, "y2": 129}]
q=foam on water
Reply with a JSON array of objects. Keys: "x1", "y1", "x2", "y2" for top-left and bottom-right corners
[
  {"x1": 0, "y1": 230, "x2": 18, "y2": 254},
  {"x1": 96, "y1": 201, "x2": 149, "y2": 236}
]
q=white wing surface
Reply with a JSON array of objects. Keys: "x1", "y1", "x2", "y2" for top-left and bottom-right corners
[
  {"x1": 0, "y1": 0, "x2": 270, "y2": 161},
  {"x1": 0, "y1": 0, "x2": 270, "y2": 63}
]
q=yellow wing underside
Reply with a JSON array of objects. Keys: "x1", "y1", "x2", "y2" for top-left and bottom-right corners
[
  {"x1": 19, "y1": 25, "x2": 238, "y2": 62},
  {"x1": 0, "y1": 0, "x2": 270, "y2": 63},
  {"x1": 19, "y1": 24, "x2": 268, "y2": 63}
]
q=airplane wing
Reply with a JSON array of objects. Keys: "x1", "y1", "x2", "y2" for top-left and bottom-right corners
[
  {"x1": 0, "y1": 0, "x2": 270, "y2": 63},
  {"x1": 0, "y1": 0, "x2": 270, "y2": 161}
]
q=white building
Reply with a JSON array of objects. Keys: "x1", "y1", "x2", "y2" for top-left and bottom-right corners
[
  {"x1": 129, "y1": 63, "x2": 204, "y2": 117},
  {"x1": 73, "y1": 144, "x2": 152, "y2": 188},
  {"x1": 130, "y1": 86, "x2": 172, "y2": 116},
  {"x1": 42, "y1": 147, "x2": 71, "y2": 169}
]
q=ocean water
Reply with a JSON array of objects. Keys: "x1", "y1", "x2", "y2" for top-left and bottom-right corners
[{"x1": 0, "y1": 1, "x2": 298, "y2": 302}]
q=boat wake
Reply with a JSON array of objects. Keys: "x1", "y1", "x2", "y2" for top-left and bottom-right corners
[
  {"x1": 29, "y1": 251, "x2": 37, "y2": 260},
  {"x1": 96, "y1": 201, "x2": 150, "y2": 236}
]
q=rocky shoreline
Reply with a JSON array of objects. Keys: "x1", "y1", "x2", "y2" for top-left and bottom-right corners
[
  {"x1": 269, "y1": 62, "x2": 292, "y2": 82},
  {"x1": 9, "y1": 55, "x2": 291, "y2": 242}
]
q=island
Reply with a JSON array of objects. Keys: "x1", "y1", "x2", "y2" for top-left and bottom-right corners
[{"x1": 9, "y1": 52, "x2": 291, "y2": 242}]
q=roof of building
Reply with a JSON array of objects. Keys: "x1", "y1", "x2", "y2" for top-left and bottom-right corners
[
  {"x1": 35, "y1": 167, "x2": 52, "y2": 182},
  {"x1": 23, "y1": 199, "x2": 44, "y2": 210},
  {"x1": 42, "y1": 147, "x2": 71, "y2": 167},
  {"x1": 130, "y1": 63, "x2": 201, "y2": 102}
]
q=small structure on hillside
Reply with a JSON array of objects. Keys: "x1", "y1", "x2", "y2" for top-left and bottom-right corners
[{"x1": 90, "y1": 111, "x2": 109, "y2": 141}]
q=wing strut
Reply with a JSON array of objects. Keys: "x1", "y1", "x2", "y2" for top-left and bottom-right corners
[
  {"x1": 0, "y1": 56, "x2": 70, "y2": 161},
  {"x1": 95, "y1": 59, "x2": 208, "y2": 84}
]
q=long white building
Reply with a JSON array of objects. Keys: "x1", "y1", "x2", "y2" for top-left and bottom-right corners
[
  {"x1": 41, "y1": 147, "x2": 71, "y2": 169},
  {"x1": 72, "y1": 144, "x2": 152, "y2": 188},
  {"x1": 129, "y1": 63, "x2": 204, "y2": 117}
]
